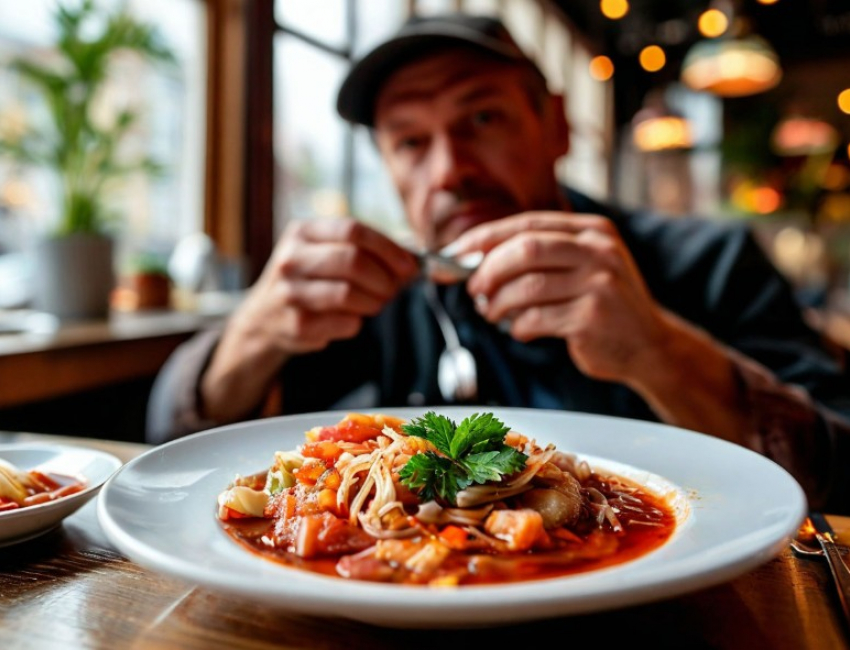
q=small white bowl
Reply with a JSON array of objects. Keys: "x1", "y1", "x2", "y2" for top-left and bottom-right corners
[{"x1": 0, "y1": 443, "x2": 122, "y2": 547}]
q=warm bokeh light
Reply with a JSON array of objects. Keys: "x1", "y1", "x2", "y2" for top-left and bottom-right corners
[
  {"x1": 771, "y1": 116, "x2": 840, "y2": 156},
  {"x1": 633, "y1": 116, "x2": 692, "y2": 152},
  {"x1": 639, "y1": 45, "x2": 666, "y2": 72},
  {"x1": 589, "y1": 55, "x2": 615, "y2": 81},
  {"x1": 600, "y1": 0, "x2": 629, "y2": 20},
  {"x1": 698, "y1": 9, "x2": 729, "y2": 37},
  {"x1": 681, "y1": 37, "x2": 782, "y2": 97},
  {"x1": 822, "y1": 163, "x2": 850, "y2": 191},
  {"x1": 772, "y1": 227, "x2": 824, "y2": 283},
  {"x1": 756, "y1": 0, "x2": 780, "y2": 4},
  {"x1": 730, "y1": 179, "x2": 783, "y2": 214},
  {"x1": 751, "y1": 186, "x2": 782, "y2": 213},
  {"x1": 838, "y1": 89, "x2": 850, "y2": 114},
  {"x1": 819, "y1": 193, "x2": 850, "y2": 222}
]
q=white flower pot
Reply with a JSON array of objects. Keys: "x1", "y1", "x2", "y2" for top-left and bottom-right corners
[{"x1": 31, "y1": 234, "x2": 115, "y2": 320}]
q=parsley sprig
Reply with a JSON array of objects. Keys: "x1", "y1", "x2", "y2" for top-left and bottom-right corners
[{"x1": 398, "y1": 412, "x2": 528, "y2": 506}]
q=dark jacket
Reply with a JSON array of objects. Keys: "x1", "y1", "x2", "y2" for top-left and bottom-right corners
[{"x1": 147, "y1": 188, "x2": 850, "y2": 512}]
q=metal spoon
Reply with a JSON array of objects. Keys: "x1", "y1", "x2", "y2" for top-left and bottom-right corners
[
  {"x1": 423, "y1": 281, "x2": 478, "y2": 403},
  {"x1": 415, "y1": 250, "x2": 483, "y2": 284}
]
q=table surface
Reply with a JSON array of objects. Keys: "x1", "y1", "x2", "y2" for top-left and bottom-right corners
[
  {"x1": 1, "y1": 431, "x2": 849, "y2": 650},
  {"x1": 0, "y1": 302, "x2": 239, "y2": 408}
]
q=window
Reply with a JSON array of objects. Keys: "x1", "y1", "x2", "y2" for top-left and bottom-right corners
[
  {"x1": 0, "y1": 0, "x2": 206, "y2": 303},
  {"x1": 274, "y1": 0, "x2": 407, "y2": 242}
]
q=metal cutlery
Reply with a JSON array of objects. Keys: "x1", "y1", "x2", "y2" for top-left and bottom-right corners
[
  {"x1": 414, "y1": 250, "x2": 483, "y2": 284},
  {"x1": 794, "y1": 513, "x2": 850, "y2": 629},
  {"x1": 422, "y1": 281, "x2": 478, "y2": 403}
]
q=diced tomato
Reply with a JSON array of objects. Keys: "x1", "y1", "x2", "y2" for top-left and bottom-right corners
[
  {"x1": 438, "y1": 525, "x2": 469, "y2": 549},
  {"x1": 293, "y1": 512, "x2": 374, "y2": 558},
  {"x1": 313, "y1": 420, "x2": 382, "y2": 443},
  {"x1": 320, "y1": 468, "x2": 341, "y2": 490},
  {"x1": 315, "y1": 412, "x2": 408, "y2": 443},
  {"x1": 300, "y1": 440, "x2": 343, "y2": 463},
  {"x1": 221, "y1": 506, "x2": 253, "y2": 521},
  {"x1": 292, "y1": 460, "x2": 327, "y2": 486},
  {"x1": 316, "y1": 488, "x2": 338, "y2": 513},
  {"x1": 265, "y1": 492, "x2": 297, "y2": 520}
]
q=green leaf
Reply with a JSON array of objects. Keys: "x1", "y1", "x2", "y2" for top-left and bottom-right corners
[
  {"x1": 401, "y1": 412, "x2": 457, "y2": 456},
  {"x1": 452, "y1": 412, "x2": 510, "y2": 457},
  {"x1": 399, "y1": 412, "x2": 528, "y2": 506},
  {"x1": 461, "y1": 447, "x2": 528, "y2": 484},
  {"x1": 398, "y1": 452, "x2": 456, "y2": 503}
]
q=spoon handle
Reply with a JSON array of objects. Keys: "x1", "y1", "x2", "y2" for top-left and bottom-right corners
[{"x1": 423, "y1": 281, "x2": 462, "y2": 350}]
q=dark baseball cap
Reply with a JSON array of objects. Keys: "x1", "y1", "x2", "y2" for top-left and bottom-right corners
[{"x1": 336, "y1": 13, "x2": 544, "y2": 127}]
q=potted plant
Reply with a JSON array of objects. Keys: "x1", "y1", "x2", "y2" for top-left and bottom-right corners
[
  {"x1": 111, "y1": 251, "x2": 173, "y2": 312},
  {"x1": 0, "y1": 0, "x2": 174, "y2": 320}
]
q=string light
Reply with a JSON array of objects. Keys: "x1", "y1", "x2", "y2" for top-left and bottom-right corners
[
  {"x1": 639, "y1": 45, "x2": 666, "y2": 72},
  {"x1": 838, "y1": 89, "x2": 850, "y2": 115},
  {"x1": 600, "y1": 0, "x2": 629, "y2": 20},
  {"x1": 698, "y1": 9, "x2": 729, "y2": 37},
  {"x1": 589, "y1": 55, "x2": 615, "y2": 81}
]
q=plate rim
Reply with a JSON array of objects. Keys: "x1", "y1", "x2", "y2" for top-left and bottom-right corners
[
  {"x1": 0, "y1": 442, "x2": 123, "y2": 541},
  {"x1": 97, "y1": 406, "x2": 808, "y2": 627}
]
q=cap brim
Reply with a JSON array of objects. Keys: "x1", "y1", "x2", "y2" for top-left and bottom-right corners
[{"x1": 336, "y1": 31, "x2": 526, "y2": 127}]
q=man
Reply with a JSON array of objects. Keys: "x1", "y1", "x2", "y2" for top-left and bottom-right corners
[{"x1": 147, "y1": 13, "x2": 850, "y2": 513}]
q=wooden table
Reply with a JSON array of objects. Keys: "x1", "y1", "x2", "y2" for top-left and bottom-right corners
[
  {"x1": 1, "y1": 432, "x2": 848, "y2": 650},
  {"x1": 0, "y1": 299, "x2": 238, "y2": 409}
]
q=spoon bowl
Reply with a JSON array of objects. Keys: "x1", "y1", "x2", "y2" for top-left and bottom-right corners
[
  {"x1": 423, "y1": 281, "x2": 478, "y2": 403},
  {"x1": 438, "y1": 346, "x2": 478, "y2": 403}
]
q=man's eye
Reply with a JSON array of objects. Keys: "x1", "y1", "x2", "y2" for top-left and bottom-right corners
[
  {"x1": 472, "y1": 110, "x2": 497, "y2": 126},
  {"x1": 395, "y1": 136, "x2": 422, "y2": 151}
]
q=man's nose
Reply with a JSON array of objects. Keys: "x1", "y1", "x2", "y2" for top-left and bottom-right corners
[{"x1": 428, "y1": 132, "x2": 476, "y2": 191}]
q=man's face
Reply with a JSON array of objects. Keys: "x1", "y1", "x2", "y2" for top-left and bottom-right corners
[{"x1": 373, "y1": 48, "x2": 569, "y2": 249}]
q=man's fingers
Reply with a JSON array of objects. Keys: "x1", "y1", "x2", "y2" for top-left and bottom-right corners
[
  {"x1": 274, "y1": 308, "x2": 363, "y2": 352},
  {"x1": 288, "y1": 218, "x2": 419, "y2": 279},
  {"x1": 278, "y1": 278, "x2": 386, "y2": 315},
  {"x1": 277, "y1": 242, "x2": 408, "y2": 299},
  {"x1": 449, "y1": 211, "x2": 615, "y2": 255}
]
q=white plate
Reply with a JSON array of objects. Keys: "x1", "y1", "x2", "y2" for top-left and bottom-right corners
[
  {"x1": 0, "y1": 443, "x2": 122, "y2": 547},
  {"x1": 97, "y1": 407, "x2": 807, "y2": 628}
]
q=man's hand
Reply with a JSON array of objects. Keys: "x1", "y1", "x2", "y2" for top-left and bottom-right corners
[
  {"x1": 201, "y1": 219, "x2": 419, "y2": 424},
  {"x1": 456, "y1": 212, "x2": 670, "y2": 385},
  {"x1": 453, "y1": 211, "x2": 751, "y2": 442}
]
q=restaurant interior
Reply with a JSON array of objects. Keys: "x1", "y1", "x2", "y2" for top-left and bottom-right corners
[{"x1": 0, "y1": 0, "x2": 849, "y2": 443}]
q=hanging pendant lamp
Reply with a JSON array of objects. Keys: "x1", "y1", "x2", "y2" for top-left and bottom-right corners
[{"x1": 681, "y1": 4, "x2": 782, "y2": 99}]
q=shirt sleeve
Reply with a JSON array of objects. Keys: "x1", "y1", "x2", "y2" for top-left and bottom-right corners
[
  {"x1": 729, "y1": 345, "x2": 849, "y2": 512},
  {"x1": 145, "y1": 326, "x2": 224, "y2": 445}
]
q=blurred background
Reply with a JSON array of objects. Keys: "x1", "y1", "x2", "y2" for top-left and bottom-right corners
[{"x1": 0, "y1": 0, "x2": 848, "y2": 441}]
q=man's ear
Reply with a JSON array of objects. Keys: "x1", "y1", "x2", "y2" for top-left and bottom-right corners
[{"x1": 547, "y1": 93, "x2": 570, "y2": 158}]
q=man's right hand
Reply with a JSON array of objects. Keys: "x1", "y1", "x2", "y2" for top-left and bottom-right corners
[{"x1": 199, "y1": 219, "x2": 419, "y2": 424}]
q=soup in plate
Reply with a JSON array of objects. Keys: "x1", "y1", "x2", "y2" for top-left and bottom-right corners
[{"x1": 216, "y1": 411, "x2": 677, "y2": 586}]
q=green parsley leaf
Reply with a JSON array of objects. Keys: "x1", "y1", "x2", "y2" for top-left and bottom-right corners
[{"x1": 399, "y1": 412, "x2": 527, "y2": 506}]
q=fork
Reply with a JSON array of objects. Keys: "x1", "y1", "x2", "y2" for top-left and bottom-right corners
[{"x1": 791, "y1": 515, "x2": 850, "y2": 631}]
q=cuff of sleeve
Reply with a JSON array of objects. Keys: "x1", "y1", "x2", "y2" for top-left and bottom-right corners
[
  {"x1": 728, "y1": 347, "x2": 832, "y2": 508},
  {"x1": 146, "y1": 326, "x2": 224, "y2": 444}
]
